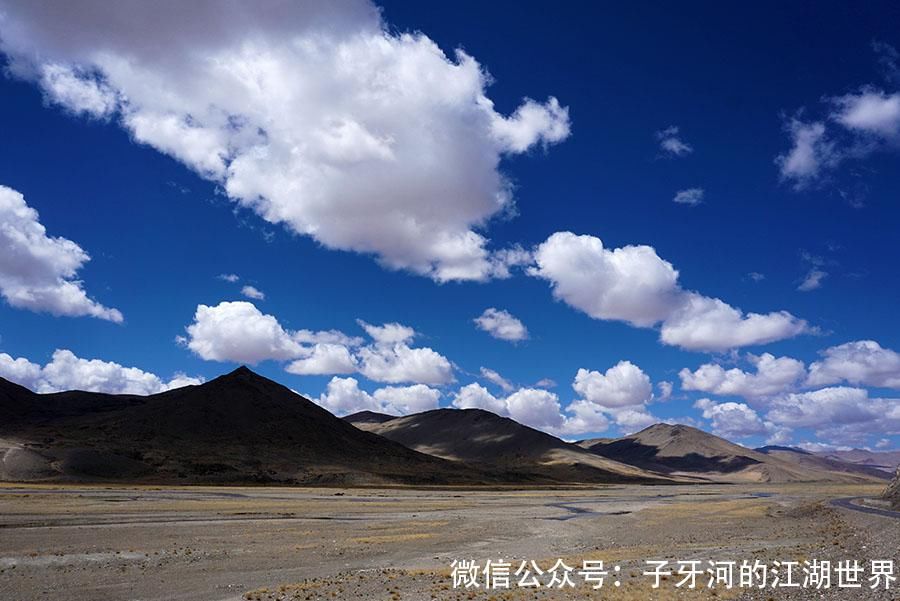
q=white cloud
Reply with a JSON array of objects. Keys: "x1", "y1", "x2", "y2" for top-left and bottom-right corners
[
  {"x1": 452, "y1": 382, "x2": 508, "y2": 415},
  {"x1": 797, "y1": 269, "x2": 827, "y2": 292},
  {"x1": 562, "y1": 361, "x2": 662, "y2": 435},
  {"x1": 182, "y1": 301, "x2": 303, "y2": 363},
  {"x1": 315, "y1": 377, "x2": 379, "y2": 416},
  {"x1": 561, "y1": 400, "x2": 611, "y2": 435},
  {"x1": 659, "y1": 293, "x2": 810, "y2": 352},
  {"x1": 0, "y1": 349, "x2": 202, "y2": 395},
  {"x1": 607, "y1": 406, "x2": 658, "y2": 434},
  {"x1": 0, "y1": 1, "x2": 570, "y2": 282},
  {"x1": 182, "y1": 303, "x2": 453, "y2": 384},
  {"x1": 373, "y1": 384, "x2": 441, "y2": 415},
  {"x1": 657, "y1": 380, "x2": 673, "y2": 400},
  {"x1": 694, "y1": 398, "x2": 768, "y2": 439},
  {"x1": 357, "y1": 342, "x2": 453, "y2": 385},
  {"x1": 240, "y1": 285, "x2": 265, "y2": 300},
  {"x1": 0, "y1": 184, "x2": 122, "y2": 322},
  {"x1": 776, "y1": 120, "x2": 838, "y2": 189},
  {"x1": 766, "y1": 387, "x2": 882, "y2": 430},
  {"x1": 807, "y1": 340, "x2": 900, "y2": 389},
  {"x1": 473, "y1": 307, "x2": 528, "y2": 342},
  {"x1": 450, "y1": 362, "x2": 666, "y2": 437},
  {"x1": 656, "y1": 126, "x2": 693, "y2": 157},
  {"x1": 356, "y1": 320, "x2": 416, "y2": 345},
  {"x1": 530, "y1": 232, "x2": 810, "y2": 351},
  {"x1": 530, "y1": 232, "x2": 680, "y2": 328},
  {"x1": 673, "y1": 188, "x2": 704, "y2": 206},
  {"x1": 534, "y1": 378, "x2": 557, "y2": 389},
  {"x1": 679, "y1": 353, "x2": 807, "y2": 401},
  {"x1": 293, "y1": 329, "x2": 364, "y2": 347},
  {"x1": 39, "y1": 62, "x2": 117, "y2": 118},
  {"x1": 217, "y1": 273, "x2": 240, "y2": 283},
  {"x1": 285, "y1": 343, "x2": 357, "y2": 376},
  {"x1": 833, "y1": 89, "x2": 900, "y2": 137},
  {"x1": 777, "y1": 86, "x2": 900, "y2": 189},
  {"x1": 0, "y1": 353, "x2": 42, "y2": 389},
  {"x1": 480, "y1": 366, "x2": 514, "y2": 392},
  {"x1": 748, "y1": 272, "x2": 765, "y2": 282},
  {"x1": 505, "y1": 388, "x2": 567, "y2": 431},
  {"x1": 315, "y1": 377, "x2": 441, "y2": 417},
  {"x1": 572, "y1": 361, "x2": 652, "y2": 409}
]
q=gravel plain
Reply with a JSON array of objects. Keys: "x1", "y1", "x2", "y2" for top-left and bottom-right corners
[{"x1": 0, "y1": 482, "x2": 895, "y2": 601}]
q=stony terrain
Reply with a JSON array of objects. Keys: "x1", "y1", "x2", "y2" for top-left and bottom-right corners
[{"x1": 0, "y1": 482, "x2": 896, "y2": 601}]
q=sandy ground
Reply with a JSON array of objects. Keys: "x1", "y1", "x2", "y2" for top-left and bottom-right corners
[{"x1": 0, "y1": 482, "x2": 896, "y2": 600}]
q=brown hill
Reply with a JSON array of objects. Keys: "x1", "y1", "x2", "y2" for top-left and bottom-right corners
[
  {"x1": 756, "y1": 446, "x2": 890, "y2": 481},
  {"x1": 580, "y1": 424, "x2": 886, "y2": 484},
  {"x1": 816, "y1": 449, "x2": 900, "y2": 473},
  {"x1": 0, "y1": 367, "x2": 481, "y2": 486},
  {"x1": 346, "y1": 408, "x2": 668, "y2": 484}
]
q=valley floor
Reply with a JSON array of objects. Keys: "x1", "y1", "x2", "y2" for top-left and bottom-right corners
[{"x1": 0, "y1": 482, "x2": 896, "y2": 600}]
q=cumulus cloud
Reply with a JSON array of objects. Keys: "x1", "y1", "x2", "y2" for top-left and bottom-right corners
[
  {"x1": 182, "y1": 301, "x2": 303, "y2": 364},
  {"x1": 451, "y1": 383, "x2": 590, "y2": 434},
  {"x1": 807, "y1": 340, "x2": 900, "y2": 389},
  {"x1": 480, "y1": 367, "x2": 514, "y2": 392},
  {"x1": 694, "y1": 398, "x2": 769, "y2": 439},
  {"x1": 766, "y1": 387, "x2": 886, "y2": 431},
  {"x1": 659, "y1": 293, "x2": 810, "y2": 352},
  {"x1": 673, "y1": 188, "x2": 704, "y2": 206},
  {"x1": 217, "y1": 273, "x2": 239, "y2": 283},
  {"x1": 357, "y1": 342, "x2": 453, "y2": 385},
  {"x1": 530, "y1": 232, "x2": 680, "y2": 328},
  {"x1": 573, "y1": 361, "x2": 653, "y2": 409},
  {"x1": 0, "y1": 0, "x2": 570, "y2": 282},
  {"x1": 240, "y1": 285, "x2": 265, "y2": 300},
  {"x1": 356, "y1": 320, "x2": 416, "y2": 345},
  {"x1": 285, "y1": 343, "x2": 357, "y2": 376},
  {"x1": 452, "y1": 382, "x2": 508, "y2": 415},
  {"x1": 473, "y1": 307, "x2": 528, "y2": 342},
  {"x1": 0, "y1": 184, "x2": 122, "y2": 322},
  {"x1": 0, "y1": 349, "x2": 202, "y2": 394},
  {"x1": 39, "y1": 62, "x2": 117, "y2": 118},
  {"x1": 567, "y1": 361, "x2": 660, "y2": 434},
  {"x1": 656, "y1": 126, "x2": 693, "y2": 157},
  {"x1": 530, "y1": 232, "x2": 810, "y2": 351},
  {"x1": 314, "y1": 377, "x2": 441, "y2": 416},
  {"x1": 182, "y1": 301, "x2": 452, "y2": 384},
  {"x1": 679, "y1": 353, "x2": 807, "y2": 401},
  {"x1": 372, "y1": 384, "x2": 441, "y2": 415}
]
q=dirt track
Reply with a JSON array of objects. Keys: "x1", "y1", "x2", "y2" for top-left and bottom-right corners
[{"x1": 0, "y1": 483, "x2": 895, "y2": 600}]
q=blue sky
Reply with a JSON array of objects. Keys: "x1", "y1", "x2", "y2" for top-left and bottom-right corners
[{"x1": 1, "y1": 1, "x2": 899, "y2": 450}]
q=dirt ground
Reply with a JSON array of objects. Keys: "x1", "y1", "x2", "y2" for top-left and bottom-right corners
[{"x1": 0, "y1": 482, "x2": 896, "y2": 600}]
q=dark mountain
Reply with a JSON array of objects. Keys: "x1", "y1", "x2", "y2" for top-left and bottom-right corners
[
  {"x1": 0, "y1": 367, "x2": 481, "y2": 485},
  {"x1": 755, "y1": 445, "x2": 812, "y2": 455},
  {"x1": 346, "y1": 408, "x2": 667, "y2": 483},
  {"x1": 343, "y1": 410, "x2": 396, "y2": 425},
  {"x1": 580, "y1": 423, "x2": 887, "y2": 484}
]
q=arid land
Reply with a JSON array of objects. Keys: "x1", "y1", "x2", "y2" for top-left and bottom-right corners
[{"x1": 1, "y1": 482, "x2": 897, "y2": 601}]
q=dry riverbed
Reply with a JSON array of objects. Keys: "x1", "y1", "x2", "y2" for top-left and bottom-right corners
[{"x1": 0, "y1": 482, "x2": 895, "y2": 600}]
